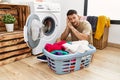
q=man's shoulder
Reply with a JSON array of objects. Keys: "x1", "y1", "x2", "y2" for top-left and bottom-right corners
[
  {"x1": 81, "y1": 20, "x2": 89, "y2": 23},
  {"x1": 80, "y1": 20, "x2": 90, "y2": 25}
]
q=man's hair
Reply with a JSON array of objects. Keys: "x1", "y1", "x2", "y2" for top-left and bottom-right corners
[{"x1": 67, "y1": 9, "x2": 77, "y2": 16}]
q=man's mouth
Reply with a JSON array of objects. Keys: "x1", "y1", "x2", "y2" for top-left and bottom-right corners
[{"x1": 72, "y1": 22, "x2": 77, "y2": 26}]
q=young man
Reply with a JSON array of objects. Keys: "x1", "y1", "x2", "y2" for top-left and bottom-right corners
[{"x1": 37, "y1": 9, "x2": 93, "y2": 62}]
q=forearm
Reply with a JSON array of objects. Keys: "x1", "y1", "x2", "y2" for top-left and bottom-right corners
[
  {"x1": 70, "y1": 26, "x2": 88, "y2": 40},
  {"x1": 56, "y1": 26, "x2": 70, "y2": 41},
  {"x1": 60, "y1": 29, "x2": 69, "y2": 40}
]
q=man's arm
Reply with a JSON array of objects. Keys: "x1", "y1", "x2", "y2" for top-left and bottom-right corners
[
  {"x1": 70, "y1": 26, "x2": 88, "y2": 40},
  {"x1": 68, "y1": 22, "x2": 91, "y2": 40},
  {"x1": 56, "y1": 25, "x2": 70, "y2": 42},
  {"x1": 56, "y1": 18, "x2": 71, "y2": 42},
  {"x1": 61, "y1": 26, "x2": 70, "y2": 40}
]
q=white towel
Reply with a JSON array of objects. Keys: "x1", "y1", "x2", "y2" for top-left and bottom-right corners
[{"x1": 63, "y1": 40, "x2": 90, "y2": 53}]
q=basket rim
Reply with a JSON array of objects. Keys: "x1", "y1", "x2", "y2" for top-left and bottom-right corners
[{"x1": 43, "y1": 44, "x2": 96, "y2": 61}]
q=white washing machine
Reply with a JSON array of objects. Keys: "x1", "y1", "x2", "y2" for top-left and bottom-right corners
[{"x1": 24, "y1": 2, "x2": 61, "y2": 55}]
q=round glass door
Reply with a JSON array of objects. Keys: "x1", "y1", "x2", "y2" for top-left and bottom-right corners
[
  {"x1": 26, "y1": 14, "x2": 42, "y2": 49},
  {"x1": 42, "y1": 17, "x2": 55, "y2": 36}
]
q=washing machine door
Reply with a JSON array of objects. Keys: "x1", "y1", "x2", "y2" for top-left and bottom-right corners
[{"x1": 24, "y1": 14, "x2": 44, "y2": 49}]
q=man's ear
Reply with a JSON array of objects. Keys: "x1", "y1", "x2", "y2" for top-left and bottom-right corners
[
  {"x1": 67, "y1": 16, "x2": 69, "y2": 20},
  {"x1": 67, "y1": 17, "x2": 70, "y2": 22}
]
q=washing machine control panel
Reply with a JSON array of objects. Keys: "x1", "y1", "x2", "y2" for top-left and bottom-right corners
[{"x1": 30, "y1": 2, "x2": 60, "y2": 13}]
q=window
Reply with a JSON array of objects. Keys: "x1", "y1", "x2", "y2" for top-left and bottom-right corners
[{"x1": 84, "y1": 0, "x2": 120, "y2": 24}]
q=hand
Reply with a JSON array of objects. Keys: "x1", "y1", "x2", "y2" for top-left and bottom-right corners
[{"x1": 66, "y1": 18, "x2": 73, "y2": 29}]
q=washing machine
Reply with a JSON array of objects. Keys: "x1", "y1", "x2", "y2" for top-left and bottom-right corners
[{"x1": 24, "y1": 2, "x2": 61, "y2": 55}]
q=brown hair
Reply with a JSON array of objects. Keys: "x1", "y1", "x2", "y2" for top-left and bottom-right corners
[{"x1": 67, "y1": 9, "x2": 77, "y2": 16}]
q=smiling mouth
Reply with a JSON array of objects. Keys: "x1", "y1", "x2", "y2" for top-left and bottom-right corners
[{"x1": 72, "y1": 22, "x2": 77, "y2": 26}]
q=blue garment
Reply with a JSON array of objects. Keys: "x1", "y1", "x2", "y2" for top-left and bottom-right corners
[
  {"x1": 51, "y1": 50, "x2": 69, "y2": 55},
  {"x1": 87, "y1": 16, "x2": 98, "y2": 32}
]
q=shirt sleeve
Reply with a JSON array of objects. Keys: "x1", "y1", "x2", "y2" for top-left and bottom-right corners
[{"x1": 82, "y1": 21, "x2": 92, "y2": 35}]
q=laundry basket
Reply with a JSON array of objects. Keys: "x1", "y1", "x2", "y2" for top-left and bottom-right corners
[{"x1": 43, "y1": 44, "x2": 96, "y2": 74}]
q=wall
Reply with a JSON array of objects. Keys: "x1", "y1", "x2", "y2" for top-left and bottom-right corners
[
  {"x1": 44, "y1": 0, "x2": 60, "y2": 3},
  {"x1": 2, "y1": 0, "x2": 34, "y2": 4},
  {"x1": 2, "y1": 0, "x2": 60, "y2": 3},
  {"x1": 108, "y1": 25, "x2": 120, "y2": 44}
]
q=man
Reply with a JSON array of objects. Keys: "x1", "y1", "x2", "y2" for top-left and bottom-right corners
[{"x1": 37, "y1": 9, "x2": 93, "y2": 62}]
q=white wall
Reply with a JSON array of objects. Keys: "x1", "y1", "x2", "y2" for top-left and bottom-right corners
[
  {"x1": 108, "y1": 24, "x2": 120, "y2": 44},
  {"x1": 2, "y1": 0, "x2": 60, "y2": 3},
  {"x1": 87, "y1": 0, "x2": 120, "y2": 20},
  {"x1": 2, "y1": 0, "x2": 34, "y2": 4},
  {"x1": 44, "y1": 0, "x2": 60, "y2": 3}
]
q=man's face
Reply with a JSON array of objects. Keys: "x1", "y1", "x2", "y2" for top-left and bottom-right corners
[{"x1": 67, "y1": 14, "x2": 79, "y2": 27}]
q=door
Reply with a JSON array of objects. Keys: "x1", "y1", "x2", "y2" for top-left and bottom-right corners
[
  {"x1": 40, "y1": 13, "x2": 59, "y2": 41},
  {"x1": 24, "y1": 14, "x2": 43, "y2": 49}
]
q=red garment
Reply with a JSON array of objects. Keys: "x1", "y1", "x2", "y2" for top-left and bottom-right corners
[{"x1": 45, "y1": 41, "x2": 66, "y2": 52}]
